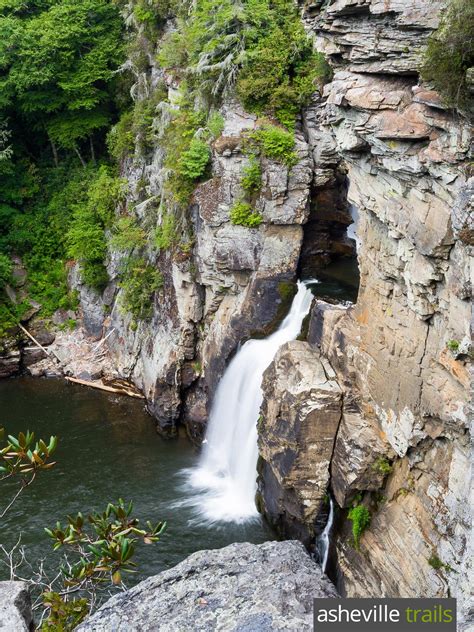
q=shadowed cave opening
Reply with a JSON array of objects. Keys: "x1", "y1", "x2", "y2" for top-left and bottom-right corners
[{"x1": 298, "y1": 175, "x2": 360, "y2": 304}]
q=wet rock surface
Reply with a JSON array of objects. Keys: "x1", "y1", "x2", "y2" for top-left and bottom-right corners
[{"x1": 258, "y1": 341, "x2": 342, "y2": 543}]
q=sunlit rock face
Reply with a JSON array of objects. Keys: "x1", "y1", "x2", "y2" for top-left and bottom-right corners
[
  {"x1": 77, "y1": 541, "x2": 338, "y2": 632},
  {"x1": 257, "y1": 0, "x2": 472, "y2": 625}
]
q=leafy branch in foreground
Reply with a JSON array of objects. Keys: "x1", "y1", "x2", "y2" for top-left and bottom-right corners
[
  {"x1": 0, "y1": 428, "x2": 58, "y2": 518},
  {"x1": 1, "y1": 427, "x2": 166, "y2": 630},
  {"x1": 45, "y1": 499, "x2": 166, "y2": 588}
]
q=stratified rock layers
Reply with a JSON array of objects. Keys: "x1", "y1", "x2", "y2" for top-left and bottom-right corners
[{"x1": 258, "y1": 0, "x2": 472, "y2": 626}]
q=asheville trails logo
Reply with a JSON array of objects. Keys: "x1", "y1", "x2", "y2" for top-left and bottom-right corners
[{"x1": 314, "y1": 598, "x2": 456, "y2": 631}]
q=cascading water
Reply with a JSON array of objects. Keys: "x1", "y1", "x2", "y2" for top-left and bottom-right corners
[
  {"x1": 347, "y1": 203, "x2": 360, "y2": 251},
  {"x1": 316, "y1": 497, "x2": 334, "y2": 574},
  {"x1": 183, "y1": 281, "x2": 313, "y2": 524}
]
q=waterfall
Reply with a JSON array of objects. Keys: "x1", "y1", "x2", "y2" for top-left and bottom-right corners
[
  {"x1": 183, "y1": 281, "x2": 313, "y2": 524},
  {"x1": 347, "y1": 203, "x2": 360, "y2": 251},
  {"x1": 316, "y1": 497, "x2": 334, "y2": 574}
]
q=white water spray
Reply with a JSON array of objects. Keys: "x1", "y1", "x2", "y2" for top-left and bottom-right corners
[
  {"x1": 347, "y1": 203, "x2": 360, "y2": 251},
  {"x1": 316, "y1": 497, "x2": 334, "y2": 574},
  {"x1": 184, "y1": 281, "x2": 313, "y2": 524}
]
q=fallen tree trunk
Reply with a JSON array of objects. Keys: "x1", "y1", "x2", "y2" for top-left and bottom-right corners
[
  {"x1": 18, "y1": 324, "x2": 62, "y2": 365},
  {"x1": 65, "y1": 376, "x2": 145, "y2": 399}
]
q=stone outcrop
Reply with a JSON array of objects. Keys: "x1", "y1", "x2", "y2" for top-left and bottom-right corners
[
  {"x1": 76, "y1": 91, "x2": 312, "y2": 438},
  {"x1": 0, "y1": 337, "x2": 20, "y2": 378},
  {"x1": 258, "y1": 0, "x2": 472, "y2": 626},
  {"x1": 77, "y1": 541, "x2": 337, "y2": 632},
  {"x1": 257, "y1": 341, "x2": 342, "y2": 543},
  {"x1": 0, "y1": 582, "x2": 33, "y2": 632}
]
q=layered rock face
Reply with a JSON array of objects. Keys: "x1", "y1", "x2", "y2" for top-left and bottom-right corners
[
  {"x1": 72, "y1": 84, "x2": 312, "y2": 438},
  {"x1": 257, "y1": 341, "x2": 343, "y2": 543},
  {"x1": 258, "y1": 0, "x2": 472, "y2": 624},
  {"x1": 76, "y1": 541, "x2": 338, "y2": 632}
]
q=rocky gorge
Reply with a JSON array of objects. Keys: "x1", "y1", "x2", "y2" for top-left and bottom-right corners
[{"x1": 0, "y1": 0, "x2": 472, "y2": 629}]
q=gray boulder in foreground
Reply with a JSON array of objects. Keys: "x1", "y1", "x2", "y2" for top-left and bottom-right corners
[
  {"x1": 0, "y1": 581, "x2": 33, "y2": 631},
  {"x1": 77, "y1": 540, "x2": 337, "y2": 631}
]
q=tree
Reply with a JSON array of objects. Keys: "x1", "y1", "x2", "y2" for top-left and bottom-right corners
[
  {"x1": 422, "y1": 0, "x2": 474, "y2": 116},
  {"x1": 0, "y1": 0, "x2": 125, "y2": 158}
]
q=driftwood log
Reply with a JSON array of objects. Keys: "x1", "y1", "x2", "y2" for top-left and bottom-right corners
[{"x1": 65, "y1": 376, "x2": 145, "y2": 399}]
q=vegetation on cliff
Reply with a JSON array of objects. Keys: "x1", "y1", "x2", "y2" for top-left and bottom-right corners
[
  {"x1": 0, "y1": 0, "x2": 127, "y2": 335},
  {"x1": 422, "y1": 0, "x2": 474, "y2": 116},
  {"x1": 0, "y1": 0, "x2": 331, "y2": 336}
]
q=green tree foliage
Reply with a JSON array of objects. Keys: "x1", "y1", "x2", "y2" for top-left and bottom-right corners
[
  {"x1": 0, "y1": 0, "x2": 125, "y2": 154},
  {"x1": 154, "y1": 211, "x2": 177, "y2": 250},
  {"x1": 178, "y1": 138, "x2": 211, "y2": 180},
  {"x1": 158, "y1": 0, "x2": 331, "y2": 127},
  {"x1": 422, "y1": 0, "x2": 474, "y2": 116},
  {"x1": 110, "y1": 216, "x2": 146, "y2": 252},
  {"x1": 206, "y1": 111, "x2": 225, "y2": 138},
  {"x1": 248, "y1": 125, "x2": 298, "y2": 167},
  {"x1": 241, "y1": 156, "x2": 262, "y2": 195},
  {"x1": 1, "y1": 428, "x2": 165, "y2": 629},
  {"x1": 119, "y1": 257, "x2": 163, "y2": 321},
  {"x1": 45, "y1": 499, "x2": 165, "y2": 587},
  {"x1": 0, "y1": 1, "x2": 127, "y2": 336},
  {"x1": 240, "y1": 156, "x2": 262, "y2": 195},
  {"x1": 0, "y1": 428, "x2": 58, "y2": 518},
  {"x1": 67, "y1": 166, "x2": 126, "y2": 290},
  {"x1": 0, "y1": 253, "x2": 12, "y2": 289}
]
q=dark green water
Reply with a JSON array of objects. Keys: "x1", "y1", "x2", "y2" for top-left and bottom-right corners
[
  {"x1": 305, "y1": 257, "x2": 360, "y2": 303},
  {"x1": 0, "y1": 377, "x2": 273, "y2": 584}
]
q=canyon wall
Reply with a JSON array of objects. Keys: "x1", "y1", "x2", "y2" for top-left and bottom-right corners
[
  {"x1": 258, "y1": 0, "x2": 472, "y2": 626},
  {"x1": 2, "y1": 0, "x2": 471, "y2": 624}
]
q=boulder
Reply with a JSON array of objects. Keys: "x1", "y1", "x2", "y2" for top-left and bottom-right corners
[
  {"x1": 77, "y1": 541, "x2": 338, "y2": 632},
  {"x1": 258, "y1": 341, "x2": 342, "y2": 542},
  {"x1": 0, "y1": 582, "x2": 33, "y2": 632}
]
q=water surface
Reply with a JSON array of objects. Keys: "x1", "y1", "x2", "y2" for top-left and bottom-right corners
[{"x1": 0, "y1": 377, "x2": 273, "y2": 584}]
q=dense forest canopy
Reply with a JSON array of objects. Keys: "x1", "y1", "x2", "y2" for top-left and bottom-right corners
[
  {"x1": 0, "y1": 0, "x2": 469, "y2": 338},
  {"x1": 0, "y1": 0, "x2": 127, "y2": 334}
]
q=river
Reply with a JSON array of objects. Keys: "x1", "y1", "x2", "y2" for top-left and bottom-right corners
[{"x1": 0, "y1": 377, "x2": 273, "y2": 585}]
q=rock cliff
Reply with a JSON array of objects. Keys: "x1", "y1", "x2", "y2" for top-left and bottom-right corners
[
  {"x1": 2, "y1": 0, "x2": 471, "y2": 624},
  {"x1": 257, "y1": 0, "x2": 472, "y2": 626},
  {"x1": 74, "y1": 97, "x2": 313, "y2": 438}
]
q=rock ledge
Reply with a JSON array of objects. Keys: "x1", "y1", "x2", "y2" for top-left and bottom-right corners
[{"x1": 77, "y1": 541, "x2": 337, "y2": 631}]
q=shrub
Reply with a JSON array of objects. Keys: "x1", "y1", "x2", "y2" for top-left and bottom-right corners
[
  {"x1": 447, "y1": 339, "x2": 460, "y2": 352},
  {"x1": 241, "y1": 157, "x2": 262, "y2": 195},
  {"x1": 249, "y1": 125, "x2": 298, "y2": 168},
  {"x1": 421, "y1": 0, "x2": 474, "y2": 115},
  {"x1": 178, "y1": 138, "x2": 211, "y2": 180},
  {"x1": 110, "y1": 216, "x2": 146, "y2": 252},
  {"x1": 154, "y1": 212, "x2": 177, "y2": 250},
  {"x1": 119, "y1": 257, "x2": 163, "y2": 321},
  {"x1": 162, "y1": 106, "x2": 207, "y2": 203},
  {"x1": 348, "y1": 504, "x2": 371, "y2": 550},
  {"x1": 67, "y1": 167, "x2": 126, "y2": 291},
  {"x1": 207, "y1": 111, "x2": 225, "y2": 138},
  {"x1": 107, "y1": 111, "x2": 134, "y2": 162},
  {"x1": 428, "y1": 554, "x2": 444, "y2": 570},
  {"x1": 0, "y1": 253, "x2": 12, "y2": 289},
  {"x1": 159, "y1": 0, "x2": 332, "y2": 127},
  {"x1": 237, "y1": 21, "x2": 332, "y2": 127},
  {"x1": 230, "y1": 201, "x2": 263, "y2": 227},
  {"x1": 372, "y1": 456, "x2": 392, "y2": 476}
]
